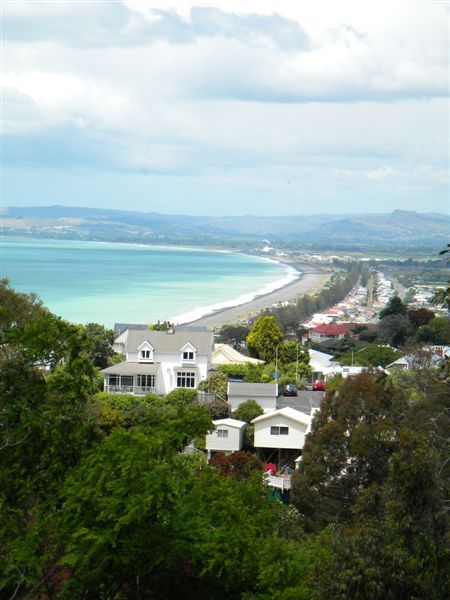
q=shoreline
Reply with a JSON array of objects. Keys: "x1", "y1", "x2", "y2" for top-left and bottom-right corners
[{"x1": 184, "y1": 262, "x2": 327, "y2": 330}]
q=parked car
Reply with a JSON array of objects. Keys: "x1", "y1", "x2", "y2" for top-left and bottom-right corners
[
  {"x1": 283, "y1": 384, "x2": 298, "y2": 396},
  {"x1": 312, "y1": 379, "x2": 325, "y2": 391}
]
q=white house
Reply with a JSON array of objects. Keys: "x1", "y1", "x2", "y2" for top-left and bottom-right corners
[
  {"x1": 102, "y1": 327, "x2": 214, "y2": 395},
  {"x1": 252, "y1": 407, "x2": 311, "y2": 451},
  {"x1": 211, "y1": 343, "x2": 263, "y2": 367},
  {"x1": 205, "y1": 418, "x2": 246, "y2": 459},
  {"x1": 308, "y1": 349, "x2": 334, "y2": 381},
  {"x1": 227, "y1": 382, "x2": 278, "y2": 413}
]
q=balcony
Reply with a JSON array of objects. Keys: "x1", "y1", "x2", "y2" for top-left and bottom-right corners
[{"x1": 104, "y1": 385, "x2": 156, "y2": 396}]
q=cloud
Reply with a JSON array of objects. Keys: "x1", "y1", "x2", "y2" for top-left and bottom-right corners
[{"x1": 2, "y1": 0, "x2": 448, "y2": 215}]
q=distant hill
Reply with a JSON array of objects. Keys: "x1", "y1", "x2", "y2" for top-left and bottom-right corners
[{"x1": 2, "y1": 205, "x2": 447, "y2": 252}]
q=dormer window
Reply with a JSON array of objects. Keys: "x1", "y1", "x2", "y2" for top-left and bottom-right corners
[
  {"x1": 138, "y1": 342, "x2": 154, "y2": 363},
  {"x1": 180, "y1": 343, "x2": 196, "y2": 363}
]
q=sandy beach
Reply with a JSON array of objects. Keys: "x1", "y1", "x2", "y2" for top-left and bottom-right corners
[{"x1": 187, "y1": 262, "x2": 327, "y2": 330}]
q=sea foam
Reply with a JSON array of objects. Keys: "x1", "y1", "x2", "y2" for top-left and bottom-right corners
[{"x1": 170, "y1": 264, "x2": 300, "y2": 324}]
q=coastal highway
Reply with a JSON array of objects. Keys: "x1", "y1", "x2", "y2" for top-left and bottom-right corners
[{"x1": 187, "y1": 263, "x2": 326, "y2": 330}]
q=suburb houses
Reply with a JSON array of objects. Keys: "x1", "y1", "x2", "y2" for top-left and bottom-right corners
[{"x1": 102, "y1": 326, "x2": 214, "y2": 396}]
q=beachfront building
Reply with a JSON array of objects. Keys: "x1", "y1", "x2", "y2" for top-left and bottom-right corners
[
  {"x1": 227, "y1": 382, "x2": 278, "y2": 413},
  {"x1": 102, "y1": 327, "x2": 214, "y2": 396},
  {"x1": 205, "y1": 418, "x2": 247, "y2": 460},
  {"x1": 211, "y1": 343, "x2": 264, "y2": 367}
]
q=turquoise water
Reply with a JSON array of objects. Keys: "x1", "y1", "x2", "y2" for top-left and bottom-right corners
[{"x1": 0, "y1": 236, "x2": 292, "y2": 327}]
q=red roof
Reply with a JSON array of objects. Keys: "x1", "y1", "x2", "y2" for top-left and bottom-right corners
[{"x1": 311, "y1": 324, "x2": 350, "y2": 334}]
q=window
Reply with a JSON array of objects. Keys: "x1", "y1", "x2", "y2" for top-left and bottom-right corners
[
  {"x1": 137, "y1": 374, "x2": 155, "y2": 388},
  {"x1": 270, "y1": 426, "x2": 289, "y2": 435},
  {"x1": 182, "y1": 350, "x2": 195, "y2": 361},
  {"x1": 139, "y1": 349, "x2": 152, "y2": 361},
  {"x1": 177, "y1": 371, "x2": 196, "y2": 388},
  {"x1": 217, "y1": 429, "x2": 228, "y2": 438},
  {"x1": 121, "y1": 375, "x2": 134, "y2": 387},
  {"x1": 108, "y1": 374, "x2": 119, "y2": 386}
]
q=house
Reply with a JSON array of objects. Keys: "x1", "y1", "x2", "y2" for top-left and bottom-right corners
[
  {"x1": 252, "y1": 407, "x2": 311, "y2": 451},
  {"x1": 227, "y1": 382, "x2": 278, "y2": 413},
  {"x1": 308, "y1": 349, "x2": 334, "y2": 382},
  {"x1": 205, "y1": 418, "x2": 246, "y2": 459},
  {"x1": 211, "y1": 344, "x2": 263, "y2": 367},
  {"x1": 307, "y1": 323, "x2": 351, "y2": 344},
  {"x1": 102, "y1": 327, "x2": 214, "y2": 396},
  {"x1": 385, "y1": 346, "x2": 449, "y2": 372}
]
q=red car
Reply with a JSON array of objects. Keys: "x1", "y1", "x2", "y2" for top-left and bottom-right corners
[{"x1": 312, "y1": 379, "x2": 325, "y2": 391}]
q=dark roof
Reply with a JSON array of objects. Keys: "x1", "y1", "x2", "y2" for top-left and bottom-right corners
[
  {"x1": 125, "y1": 329, "x2": 214, "y2": 355},
  {"x1": 227, "y1": 382, "x2": 278, "y2": 397}
]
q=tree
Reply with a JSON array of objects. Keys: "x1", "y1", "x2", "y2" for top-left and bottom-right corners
[
  {"x1": 0, "y1": 282, "x2": 101, "y2": 597},
  {"x1": 339, "y1": 343, "x2": 402, "y2": 368},
  {"x1": 417, "y1": 317, "x2": 450, "y2": 345},
  {"x1": 408, "y1": 308, "x2": 435, "y2": 328},
  {"x1": 378, "y1": 314, "x2": 414, "y2": 348},
  {"x1": 197, "y1": 372, "x2": 228, "y2": 400},
  {"x1": 233, "y1": 400, "x2": 264, "y2": 423},
  {"x1": 379, "y1": 295, "x2": 408, "y2": 319},
  {"x1": 217, "y1": 324, "x2": 251, "y2": 349},
  {"x1": 83, "y1": 322, "x2": 115, "y2": 369},
  {"x1": 246, "y1": 316, "x2": 284, "y2": 363}
]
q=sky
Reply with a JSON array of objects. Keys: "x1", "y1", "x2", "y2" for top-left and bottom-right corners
[{"x1": 1, "y1": 0, "x2": 449, "y2": 216}]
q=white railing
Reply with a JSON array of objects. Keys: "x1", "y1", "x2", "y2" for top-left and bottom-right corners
[
  {"x1": 264, "y1": 474, "x2": 292, "y2": 491},
  {"x1": 104, "y1": 385, "x2": 156, "y2": 396}
]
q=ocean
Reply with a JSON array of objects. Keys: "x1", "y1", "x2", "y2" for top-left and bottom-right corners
[{"x1": 1, "y1": 236, "x2": 298, "y2": 327}]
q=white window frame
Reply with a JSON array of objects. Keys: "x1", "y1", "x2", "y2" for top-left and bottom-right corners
[
  {"x1": 217, "y1": 429, "x2": 228, "y2": 438},
  {"x1": 138, "y1": 342, "x2": 154, "y2": 363},
  {"x1": 270, "y1": 426, "x2": 289, "y2": 436},
  {"x1": 176, "y1": 371, "x2": 196, "y2": 388}
]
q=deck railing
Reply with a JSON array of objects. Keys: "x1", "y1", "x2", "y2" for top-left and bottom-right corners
[
  {"x1": 104, "y1": 385, "x2": 156, "y2": 396},
  {"x1": 264, "y1": 474, "x2": 292, "y2": 491}
]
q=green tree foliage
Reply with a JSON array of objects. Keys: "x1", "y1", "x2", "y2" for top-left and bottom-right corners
[
  {"x1": 291, "y1": 369, "x2": 449, "y2": 598},
  {"x1": 197, "y1": 371, "x2": 228, "y2": 399},
  {"x1": 83, "y1": 322, "x2": 115, "y2": 369},
  {"x1": 338, "y1": 343, "x2": 402, "y2": 367},
  {"x1": 379, "y1": 294, "x2": 408, "y2": 318},
  {"x1": 216, "y1": 323, "x2": 251, "y2": 348},
  {"x1": 246, "y1": 316, "x2": 284, "y2": 363},
  {"x1": 219, "y1": 362, "x2": 264, "y2": 382},
  {"x1": 148, "y1": 320, "x2": 174, "y2": 331},
  {"x1": 378, "y1": 314, "x2": 414, "y2": 348},
  {"x1": 233, "y1": 399, "x2": 264, "y2": 423},
  {"x1": 417, "y1": 316, "x2": 450, "y2": 345},
  {"x1": 0, "y1": 281, "x2": 100, "y2": 596}
]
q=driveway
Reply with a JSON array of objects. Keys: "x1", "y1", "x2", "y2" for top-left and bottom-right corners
[{"x1": 277, "y1": 390, "x2": 324, "y2": 413}]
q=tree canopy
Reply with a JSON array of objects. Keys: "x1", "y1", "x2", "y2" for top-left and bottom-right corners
[{"x1": 246, "y1": 316, "x2": 284, "y2": 363}]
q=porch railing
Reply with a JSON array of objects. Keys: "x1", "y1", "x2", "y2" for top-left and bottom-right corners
[{"x1": 104, "y1": 385, "x2": 157, "y2": 396}]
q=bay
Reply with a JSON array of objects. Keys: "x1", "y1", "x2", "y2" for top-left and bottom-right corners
[{"x1": 0, "y1": 236, "x2": 295, "y2": 327}]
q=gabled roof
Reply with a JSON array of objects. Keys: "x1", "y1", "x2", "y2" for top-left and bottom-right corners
[
  {"x1": 212, "y1": 343, "x2": 263, "y2": 365},
  {"x1": 252, "y1": 407, "x2": 311, "y2": 426},
  {"x1": 227, "y1": 382, "x2": 278, "y2": 397},
  {"x1": 212, "y1": 418, "x2": 246, "y2": 429},
  {"x1": 309, "y1": 349, "x2": 334, "y2": 369},
  {"x1": 123, "y1": 329, "x2": 213, "y2": 355}
]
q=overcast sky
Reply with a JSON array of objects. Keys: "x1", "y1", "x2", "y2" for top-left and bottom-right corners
[{"x1": 2, "y1": 0, "x2": 448, "y2": 216}]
